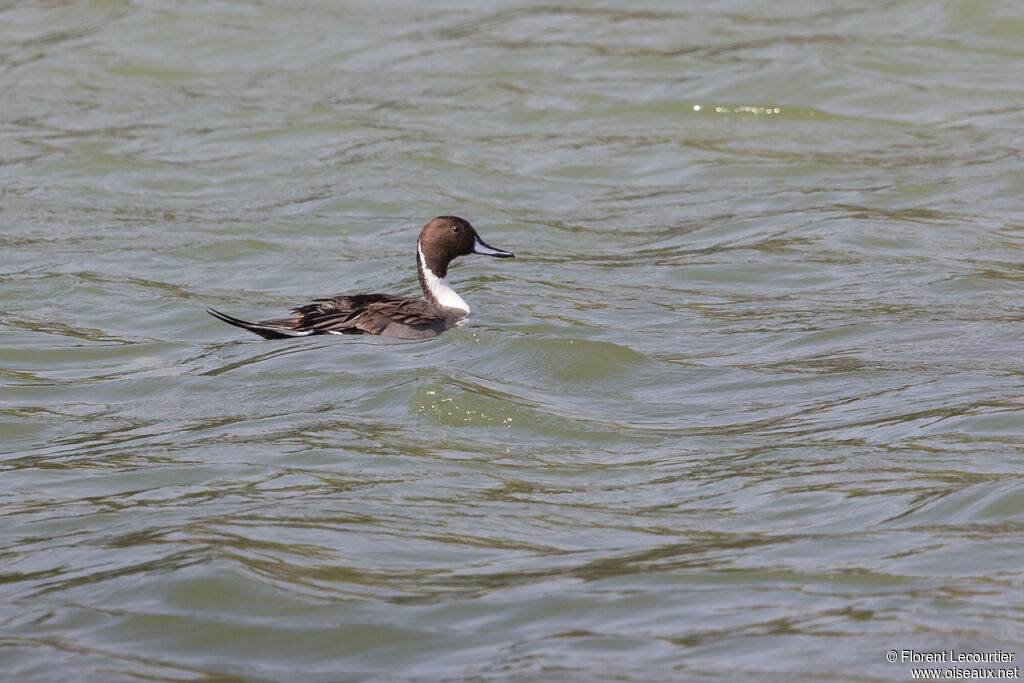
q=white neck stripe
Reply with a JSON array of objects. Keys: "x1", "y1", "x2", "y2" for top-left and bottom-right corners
[{"x1": 418, "y1": 243, "x2": 470, "y2": 314}]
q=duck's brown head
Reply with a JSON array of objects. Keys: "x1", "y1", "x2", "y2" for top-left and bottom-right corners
[{"x1": 417, "y1": 216, "x2": 513, "y2": 279}]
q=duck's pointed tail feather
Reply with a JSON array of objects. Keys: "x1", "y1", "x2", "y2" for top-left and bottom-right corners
[{"x1": 206, "y1": 307, "x2": 316, "y2": 340}]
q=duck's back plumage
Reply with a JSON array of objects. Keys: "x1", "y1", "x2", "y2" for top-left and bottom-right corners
[{"x1": 208, "y1": 294, "x2": 454, "y2": 340}]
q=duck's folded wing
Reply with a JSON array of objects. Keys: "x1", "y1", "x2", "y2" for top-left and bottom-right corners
[
  {"x1": 209, "y1": 294, "x2": 398, "y2": 338},
  {"x1": 338, "y1": 299, "x2": 451, "y2": 338},
  {"x1": 269, "y1": 294, "x2": 392, "y2": 335},
  {"x1": 209, "y1": 294, "x2": 451, "y2": 339}
]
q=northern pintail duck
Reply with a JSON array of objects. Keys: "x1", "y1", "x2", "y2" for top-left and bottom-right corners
[{"x1": 207, "y1": 216, "x2": 514, "y2": 340}]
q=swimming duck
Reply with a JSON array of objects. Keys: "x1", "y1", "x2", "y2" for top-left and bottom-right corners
[{"x1": 207, "y1": 216, "x2": 514, "y2": 340}]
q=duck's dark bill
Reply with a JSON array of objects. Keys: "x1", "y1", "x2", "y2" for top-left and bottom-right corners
[{"x1": 473, "y1": 236, "x2": 514, "y2": 258}]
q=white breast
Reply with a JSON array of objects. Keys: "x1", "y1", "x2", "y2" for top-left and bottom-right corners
[{"x1": 418, "y1": 244, "x2": 470, "y2": 314}]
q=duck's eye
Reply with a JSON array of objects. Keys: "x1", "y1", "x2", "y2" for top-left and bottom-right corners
[{"x1": 451, "y1": 226, "x2": 460, "y2": 233}]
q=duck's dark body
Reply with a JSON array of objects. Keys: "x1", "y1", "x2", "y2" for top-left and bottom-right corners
[
  {"x1": 208, "y1": 293, "x2": 456, "y2": 339},
  {"x1": 207, "y1": 217, "x2": 513, "y2": 340}
]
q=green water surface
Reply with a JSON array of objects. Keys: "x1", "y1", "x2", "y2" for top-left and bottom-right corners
[{"x1": 2, "y1": 1, "x2": 1024, "y2": 680}]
